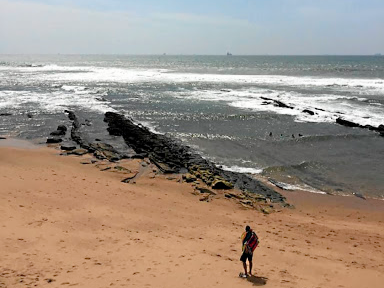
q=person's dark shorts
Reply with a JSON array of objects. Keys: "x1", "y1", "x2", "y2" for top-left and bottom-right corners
[{"x1": 240, "y1": 251, "x2": 253, "y2": 262}]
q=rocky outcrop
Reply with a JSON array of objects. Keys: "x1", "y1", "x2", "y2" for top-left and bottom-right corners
[
  {"x1": 64, "y1": 110, "x2": 123, "y2": 161},
  {"x1": 57, "y1": 125, "x2": 67, "y2": 132},
  {"x1": 260, "y1": 97, "x2": 294, "y2": 109},
  {"x1": 274, "y1": 100, "x2": 293, "y2": 109},
  {"x1": 302, "y1": 109, "x2": 315, "y2": 116},
  {"x1": 46, "y1": 137, "x2": 62, "y2": 144},
  {"x1": 182, "y1": 173, "x2": 197, "y2": 183},
  {"x1": 104, "y1": 112, "x2": 285, "y2": 203},
  {"x1": 378, "y1": 125, "x2": 384, "y2": 135},
  {"x1": 336, "y1": 117, "x2": 384, "y2": 137},
  {"x1": 50, "y1": 125, "x2": 68, "y2": 136},
  {"x1": 212, "y1": 179, "x2": 233, "y2": 190},
  {"x1": 336, "y1": 118, "x2": 361, "y2": 128},
  {"x1": 60, "y1": 144, "x2": 76, "y2": 151},
  {"x1": 67, "y1": 148, "x2": 88, "y2": 156}
]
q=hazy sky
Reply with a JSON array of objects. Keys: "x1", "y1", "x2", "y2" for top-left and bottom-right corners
[{"x1": 1, "y1": 0, "x2": 383, "y2": 55}]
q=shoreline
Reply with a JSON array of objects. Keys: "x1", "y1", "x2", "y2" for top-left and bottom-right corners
[
  {"x1": 0, "y1": 140, "x2": 383, "y2": 288},
  {"x1": 1, "y1": 135, "x2": 382, "y2": 201}
]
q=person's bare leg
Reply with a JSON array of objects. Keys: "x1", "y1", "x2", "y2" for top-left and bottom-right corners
[
  {"x1": 242, "y1": 261, "x2": 248, "y2": 276},
  {"x1": 249, "y1": 261, "x2": 253, "y2": 275}
]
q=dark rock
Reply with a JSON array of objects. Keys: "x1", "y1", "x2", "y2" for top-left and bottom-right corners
[
  {"x1": 211, "y1": 179, "x2": 233, "y2": 190},
  {"x1": 260, "y1": 97, "x2": 293, "y2": 109},
  {"x1": 107, "y1": 127, "x2": 123, "y2": 136},
  {"x1": 89, "y1": 142, "x2": 121, "y2": 161},
  {"x1": 274, "y1": 100, "x2": 293, "y2": 109},
  {"x1": 60, "y1": 145, "x2": 76, "y2": 151},
  {"x1": 50, "y1": 130, "x2": 66, "y2": 136},
  {"x1": 225, "y1": 192, "x2": 245, "y2": 199},
  {"x1": 103, "y1": 112, "x2": 285, "y2": 203},
  {"x1": 64, "y1": 110, "x2": 76, "y2": 121},
  {"x1": 114, "y1": 166, "x2": 131, "y2": 172},
  {"x1": 183, "y1": 173, "x2": 197, "y2": 183},
  {"x1": 261, "y1": 207, "x2": 272, "y2": 214},
  {"x1": 282, "y1": 203, "x2": 295, "y2": 209},
  {"x1": 365, "y1": 125, "x2": 376, "y2": 130},
  {"x1": 196, "y1": 187, "x2": 217, "y2": 195},
  {"x1": 240, "y1": 199, "x2": 253, "y2": 206},
  {"x1": 57, "y1": 125, "x2": 67, "y2": 132},
  {"x1": 46, "y1": 137, "x2": 62, "y2": 144},
  {"x1": 64, "y1": 110, "x2": 122, "y2": 161},
  {"x1": 149, "y1": 156, "x2": 177, "y2": 174},
  {"x1": 131, "y1": 153, "x2": 147, "y2": 159},
  {"x1": 121, "y1": 172, "x2": 138, "y2": 183},
  {"x1": 302, "y1": 109, "x2": 315, "y2": 115},
  {"x1": 336, "y1": 118, "x2": 362, "y2": 128},
  {"x1": 337, "y1": 118, "x2": 384, "y2": 136},
  {"x1": 68, "y1": 148, "x2": 88, "y2": 156},
  {"x1": 50, "y1": 124, "x2": 67, "y2": 136}
]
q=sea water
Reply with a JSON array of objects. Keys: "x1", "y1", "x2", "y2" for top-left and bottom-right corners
[{"x1": 1, "y1": 55, "x2": 383, "y2": 198}]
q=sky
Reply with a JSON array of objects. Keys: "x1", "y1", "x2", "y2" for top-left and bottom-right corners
[{"x1": 0, "y1": 0, "x2": 383, "y2": 55}]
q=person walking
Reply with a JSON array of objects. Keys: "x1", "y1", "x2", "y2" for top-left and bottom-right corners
[{"x1": 240, "y1": 225, "x2": 259, "y2": 278}]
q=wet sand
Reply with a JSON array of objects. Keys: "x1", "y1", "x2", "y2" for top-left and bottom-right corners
[{"x1": 0, "y1": 143, "x2": 383, "y2": 288}]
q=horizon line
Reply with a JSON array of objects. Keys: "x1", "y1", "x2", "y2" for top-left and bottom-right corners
[{"x1": 0, "y1": 53, "x2": 382, "y2": 57}]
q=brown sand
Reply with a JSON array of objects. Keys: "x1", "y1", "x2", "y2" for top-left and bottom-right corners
[{"x1": 0, "y1": 143, "x2": 383, "y2": 288}]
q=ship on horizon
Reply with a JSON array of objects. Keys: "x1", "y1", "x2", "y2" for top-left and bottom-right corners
[{"x1": 226, "y1": 52, "x2": 233, "y2": 56}]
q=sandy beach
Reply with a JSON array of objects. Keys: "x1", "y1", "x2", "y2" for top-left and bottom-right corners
[{"x1": 1, "y1": 140, "x2": 383, "y2": 288}]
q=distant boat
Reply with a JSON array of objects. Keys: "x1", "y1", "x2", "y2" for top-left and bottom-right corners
[
  {"x1": 374, "y1": 53, "x2": 382, "y2": 56},
  {"x1": 226, "y1": 52, "x2": 232, "y2": 56}
]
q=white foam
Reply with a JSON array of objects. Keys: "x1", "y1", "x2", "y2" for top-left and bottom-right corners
[
  {"x1": 221, "y1": 165, "x2": 263, "y2": 174},
  {"x1": 279, "y1": 183, "x2": 327, "y2": 194},
  {"x1": 172, "y1": 87, "x2": 384, "y2": 127},
  {"x1": 8, "y1": 64, "x2": 381, "y2": 95},
  {"x1": 0, "y1": 90, "x2": 115, "y2": 114},
  {"x1": 174, "y1": 132, "x2": 237, "y2": 141},
  {"x1": 1, "y1": 64, "x2": 383, "y2": 126}
]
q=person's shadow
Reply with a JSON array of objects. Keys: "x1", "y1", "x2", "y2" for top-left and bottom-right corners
[{"x1": 246, "y1": 275, "x2": 268, "y2": 286}]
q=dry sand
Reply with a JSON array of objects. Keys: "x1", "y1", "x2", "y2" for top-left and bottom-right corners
[{"x1": 0, "y1": 141, "x2": 383, "y2": 288}]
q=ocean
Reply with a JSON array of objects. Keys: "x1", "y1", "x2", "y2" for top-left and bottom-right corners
[{"x1": 1, "y1": 55, "x2": 383, "y2": 199}]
